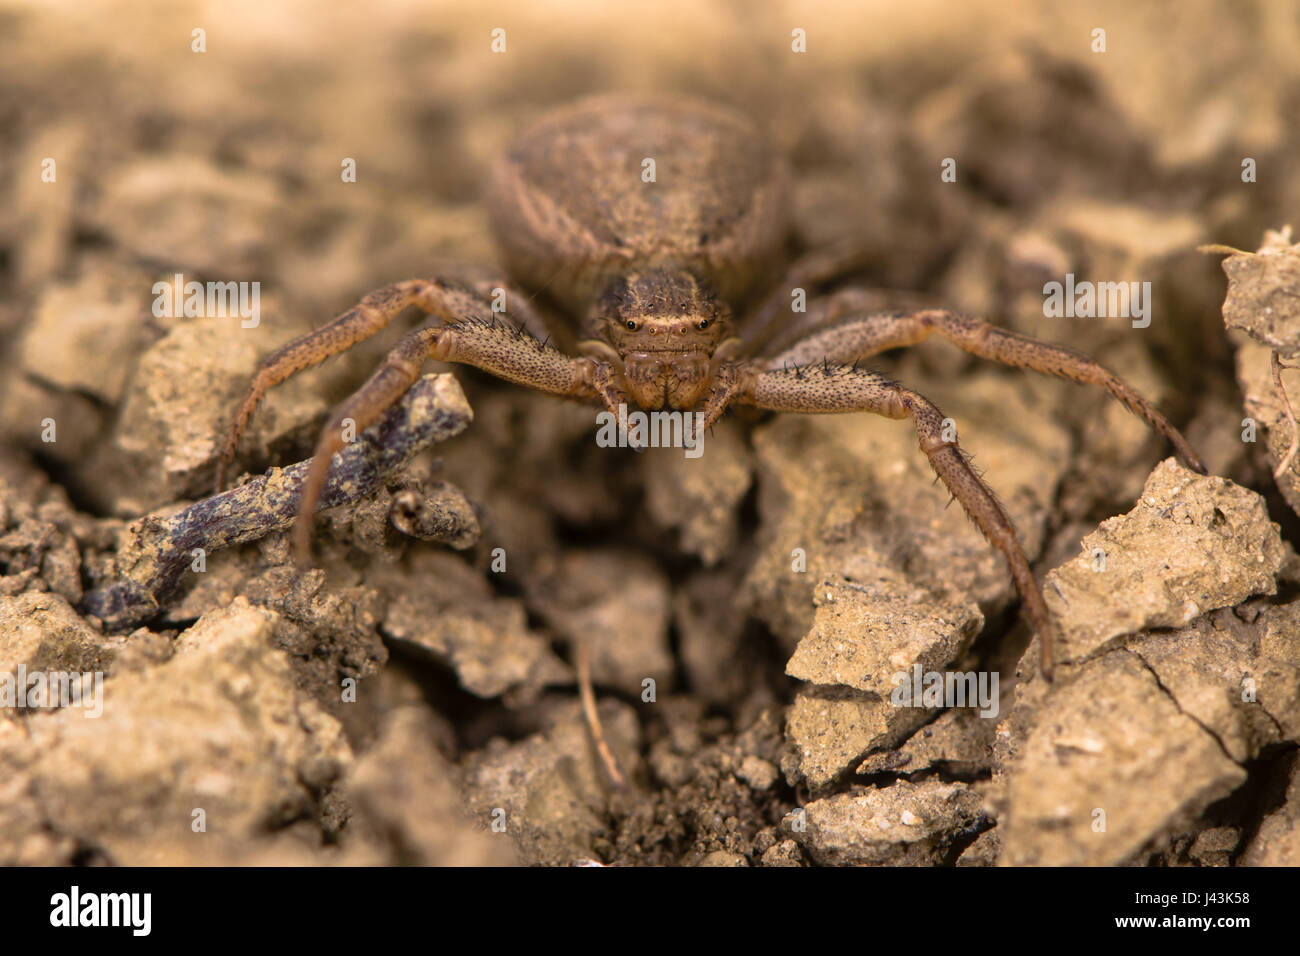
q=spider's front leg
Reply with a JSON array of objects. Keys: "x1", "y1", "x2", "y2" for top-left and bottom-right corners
[
  {"x1": 708, "y1": 361, "x2": 1057, "y2": 677},
  {"x1": 220, "y1": 282, "x2": 631, "y2": 788},
  {"x1": 759, "y1": 305, "x2": 1205, "y2": 472},
  {"x1": 291, "y1": 315, "x2": 623, "y2": 564},
  {"x1": 212, "y1": 275, "x2": 624, "y2": 563},
  {"x1": 214, "y1": 277, "x2": 561, "y2": 492}
]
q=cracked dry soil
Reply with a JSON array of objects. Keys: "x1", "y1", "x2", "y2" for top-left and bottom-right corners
[{"x1": 2, "y1": 1, "x2": 1300, "y2": 866}]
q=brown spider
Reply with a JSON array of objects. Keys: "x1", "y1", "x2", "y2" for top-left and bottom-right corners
[{"x1": 214, "y1": 94, "x2": 1204, "y2": 681}]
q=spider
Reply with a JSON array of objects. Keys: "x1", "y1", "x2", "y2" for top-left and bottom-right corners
[{"x1": 213, "y1": 93, "x2": 1204, "y2": 682}]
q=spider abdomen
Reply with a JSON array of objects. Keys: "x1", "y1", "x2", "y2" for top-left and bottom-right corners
[{"x1": 485, "y1": 94, "x2": 791, "y2": 319}]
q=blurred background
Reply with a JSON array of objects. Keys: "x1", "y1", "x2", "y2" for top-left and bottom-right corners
[{"x1": 3, "y1": 0, "x2": 1299, "y2": 507}]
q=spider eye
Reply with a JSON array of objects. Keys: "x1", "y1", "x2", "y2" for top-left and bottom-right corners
[
  {"x1": 697, "y1": 319, "x2": 710, "y2": 330},
  {"x1": 625, "y1": 320, "x2": 639, "y2": 331}
]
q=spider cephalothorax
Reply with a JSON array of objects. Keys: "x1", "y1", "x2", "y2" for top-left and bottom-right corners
[
  {"x1": 582, "y1": 269, "x2": 738, "y2": 410},
  {"x1": 213, "y1": 93, "x2": 1204, "y2": 680}
]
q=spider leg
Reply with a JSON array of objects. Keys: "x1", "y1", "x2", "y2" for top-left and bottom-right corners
[
  {"x1": 293, "y1": 326, "x2": 438, "y2": 563},
  {"x1": 214, "y1": 277, "x2": 543, "y2": 491},
  {"x1": 745, "y1": 287, "x2": 938, "y2": 360},
  {"x1": 762, "y1": 307, "x2": 1205, "y2": 472},
  {"x1": 216, "y1": 281, "x2": 429, "y2": 491},
  {"x1": 462, "y1": 275, "x2": 571, "y2": 351},
  {"x1": 293, "y1": 317, "x2": 615, "y2": 564},
  {"x1": 260, "y1": 288, "x2": 623, "y2": 770},
  {"x1": 727, "y1": 361, "x2": 1056, "y2": 678}
]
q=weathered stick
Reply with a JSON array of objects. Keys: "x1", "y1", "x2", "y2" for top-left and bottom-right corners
[{"x1": 83, "y1": 373, "x2": 473, "y2": 629}]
